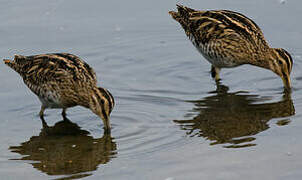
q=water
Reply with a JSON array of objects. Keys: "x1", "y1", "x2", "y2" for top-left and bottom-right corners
[{"x1": 0, "y1": 0, "x2": 302, "y2": 179}]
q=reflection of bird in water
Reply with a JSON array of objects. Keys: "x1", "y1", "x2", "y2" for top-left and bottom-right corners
[
  {"x1": 169, "y1": 5, "x2": 293, "y2": 89},
  {"x1": 174, "y1": 83, "x2": 295, "y2": 148},
  {"x1": 3, "y1": 53, "x2": 115, "y2": 133},
  {"x1": 9, "y1": 118, "x2": 117, "y2": 179}
]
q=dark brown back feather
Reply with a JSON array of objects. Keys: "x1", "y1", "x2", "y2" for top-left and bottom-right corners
[
  {"x1": 8, "y1": 53, "x2": 97, "y2": 86},
  {"x1": 169, "y1": 5, "x2": 269, "y2": 49}
]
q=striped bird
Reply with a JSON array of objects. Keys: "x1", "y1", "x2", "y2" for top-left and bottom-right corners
[
  {"x1": 169, "y1": 5, "x2": 293, "y2": 89},
  {"x1": 4, "y1": 53, "x2": 115, "y2": 133}
]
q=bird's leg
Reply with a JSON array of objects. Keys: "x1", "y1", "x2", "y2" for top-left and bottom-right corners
[
  {"x1": 39, "y1": 105, "x2": 46, "y2": 119},
  {"x1": 211, "y1": 65, "x2": 221, "y2": 82},
  {"x1": 39, "y1": 105, "x2": 48, "y2": 128},
  {"x1": 41, "y1": 117, "x2": 48, "y2": 128},
  {"x1": 62, "y1": 108, "x2": 67, "y2": 120}
]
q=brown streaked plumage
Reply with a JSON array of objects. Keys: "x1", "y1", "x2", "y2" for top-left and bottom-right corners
[
  {"x1": 169, "y1": 5, "x2": 293, "y2": 89},
  {"x1": 3, "y1": 53, "x2": 115, "y2": 133}
]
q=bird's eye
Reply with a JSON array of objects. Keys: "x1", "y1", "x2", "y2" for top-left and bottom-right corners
[
  {"x1": 100, "y1": 99, "x2": 105, "y2": 104},
  {"x1": 278, "y1": 60, "x2": 283, "y2": 65}
]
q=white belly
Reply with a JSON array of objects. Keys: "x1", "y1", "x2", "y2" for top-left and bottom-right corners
[
  {"x1": 38, "y1": 91, "x2": 63, "y2": 109},
  {"x1": 25, "y1": 81, "x2": 64, "y2": 109},
  {"x1": 189, "y1": 34, "x2": 239, "y2": 68}
]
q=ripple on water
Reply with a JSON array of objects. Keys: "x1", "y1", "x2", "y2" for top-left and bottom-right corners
[
  {"x1": 2, "y1": 1, "x2": 302, "y2": 179},
  {"x1": 112, "y1": 94, "x2": 189, "y2": 158}
]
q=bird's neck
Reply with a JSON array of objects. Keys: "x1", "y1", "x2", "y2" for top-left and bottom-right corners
[
  {"x1": 249, "y1": 48, "x2": 274, "y2": 71},
  {"x1": 78, "y1": 87, "x2": 98, "y2": 108}
]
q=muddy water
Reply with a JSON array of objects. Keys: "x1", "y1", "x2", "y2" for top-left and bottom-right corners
[{"x1": 1, "y1": 0, "x2": 302, "y2": 179}]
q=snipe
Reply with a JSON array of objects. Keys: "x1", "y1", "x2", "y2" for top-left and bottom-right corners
[
  {"x1": 169, "y1": 5, "x2": 293, "y2": 89},
  {"x1": 4, "y1": 53, "x2": 115, "y2": 133}
]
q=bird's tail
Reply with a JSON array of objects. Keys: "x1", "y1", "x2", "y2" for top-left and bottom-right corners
[
  {"x1": 169, "y1": 4, "x2": 196, "y2": 30},
  {"x1": 3, "y1": 58, "x2": 15, "y2": 69},
  {"x1": 3, "y1": 55, "x2": 27, "y2": 73}
]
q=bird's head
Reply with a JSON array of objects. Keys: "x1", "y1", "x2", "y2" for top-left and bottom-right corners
[
  {"x1": 89, "y1": 87, "x2": 115, "y2": 133},
  {"x1": 268, "y1": 48, "x2": 293, "y2": 90}
]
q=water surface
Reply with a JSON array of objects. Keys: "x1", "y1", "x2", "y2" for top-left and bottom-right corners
[{"x1": 1, "y1": 0, "x2": 302, "y2": 179}]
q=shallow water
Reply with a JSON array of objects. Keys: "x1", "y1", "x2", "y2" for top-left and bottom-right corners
[{"x1": 0, "y1": 0, "x2": 302, "y2": 179}]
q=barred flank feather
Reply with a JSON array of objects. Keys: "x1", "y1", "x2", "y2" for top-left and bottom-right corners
[
  {"x1": 3, "y1": 53, "x2": 114, "y2": 132},
  {"x1": 169, "y1": 5, "x2": 293, "y2": 89}
]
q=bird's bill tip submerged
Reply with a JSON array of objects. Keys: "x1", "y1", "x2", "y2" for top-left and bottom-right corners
[
  {"x1": 91, "y1": 109, "x2": 111, "y2": 134},
  {"x1": 282, "y1": 75, "x2": 291, "y2": 91},
  {"x1": 92, "y1": 110, "x2": 111, "y2": 133},
  {"x1": 102, "y1": 117, "x2": 111, "y2": 134}
]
